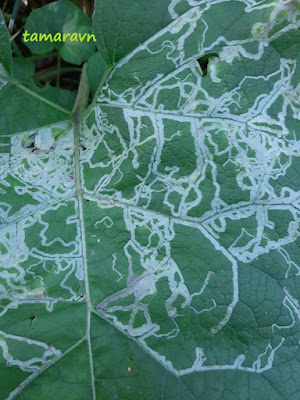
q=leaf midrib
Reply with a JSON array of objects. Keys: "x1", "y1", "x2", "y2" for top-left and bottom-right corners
[
  {"x1": 10, "y1": 76, "x2": 72, "y2": 116},
  {"x1": 67, "y1": 66, "x2": 200, "y2": 400},
  {"x1": 73, "y1": 64, "x2": 96, "y2": 400}
]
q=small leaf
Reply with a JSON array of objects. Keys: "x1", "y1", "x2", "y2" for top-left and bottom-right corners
[
  {"x1": 0, "y1": 10, "x2": 70, "y2": 136},
  {"x1": 23, "y1": 0, "x2": 96, "y2": 65},
  {"x1": 86, "y1": 51, "x2": 107, "y2": 97}
]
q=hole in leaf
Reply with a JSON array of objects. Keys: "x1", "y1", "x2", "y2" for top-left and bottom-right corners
[
  {"x1": 25, "y1": 313, "x2": 36, "y2": 326},
  {"x1": 21, "y1": 134, "x2": 36, "y2": 149},
  {"x1": 197, "y1": 53, "x2": 218, "y2": 76}
]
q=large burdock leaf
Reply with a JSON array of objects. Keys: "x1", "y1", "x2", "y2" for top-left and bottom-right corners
[{"x1": 1, "y1": 1, "x2": 300, "y2": 399}]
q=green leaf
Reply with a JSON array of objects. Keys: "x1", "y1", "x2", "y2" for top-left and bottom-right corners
[
  {"x1": 23, "y1": 0, "x2": 96, "y2": 65},
  {"x1": 33, "y1": 84, "x2": 76, "y2": 111},
  {"x1": 93, "y1": 0, "x2": 175, "y2": 65},
  {"x1": 0, "y1": 10, "x2": 70, "y2": 135},
  {"x1": 11, "y1": 57, "x2": 76, "y2": 111},
  {"x1": 12, "y1": 58, "x2": 35, "y2": 84},
  {"x1": 86, "y1": 51, "x2": 107, "y2": 97},
  {"x1": 0, "y1": 13, "x2": 11, "y2": 75},
  {"x1": 1, "y1": 1, "x2": 300, "y2": 399}
]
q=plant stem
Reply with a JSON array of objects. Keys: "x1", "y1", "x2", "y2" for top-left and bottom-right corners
[
  {"x1": 10, "y1": 25, "x2": 24, "y2": 42},
  {"x1": 26, "y1": 51, "x2": 57, "y2": 61},
  {"x1": 11, "y1": 40, "x2": 23, "y2": 57},
  {"x1": 72, "y1": 63, "x2": 89, "y2": 119},
  {"x1": 8, "y1": 0, "x2": 21, "y2": 33},
  {"x1": 56, "y1": 52, "x2": 61, "y2": 87},
  {"x1": 2, "y1": 0, "x2": 9, "y2": 13},
  {"x1": 35, "y1": 67, "x2": 82, "y2": 82},
  {"x1": 82, "y1": 0, "x2": 89, "y2": 14}
]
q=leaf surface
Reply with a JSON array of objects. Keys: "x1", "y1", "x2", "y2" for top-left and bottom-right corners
[
  {"x1": 24, "y1": 0, "x2": 95, "y2": 65},
  {"x1": 0, "y1": 12, "x2": 71, "y2": 136},
  {"x1": 1, "y1": 1, "x2": 300, "y2": 399}
]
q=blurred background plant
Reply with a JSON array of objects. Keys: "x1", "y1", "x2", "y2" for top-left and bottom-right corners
[{"x1": 0, "y1": 0, "x2": 104, "y2": 110}]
